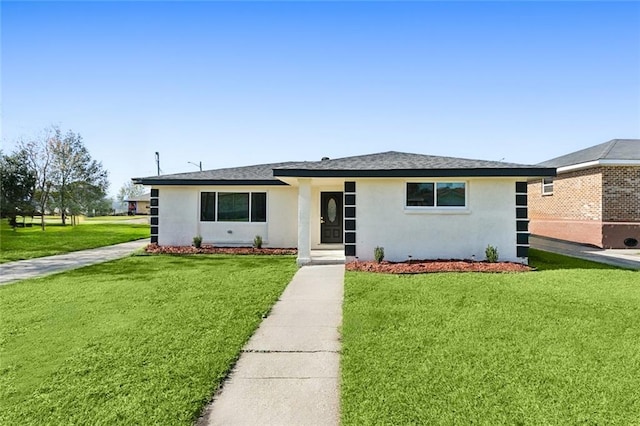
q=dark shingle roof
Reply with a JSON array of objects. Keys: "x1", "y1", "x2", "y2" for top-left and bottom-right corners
[
  {"x1": 539, "y1": 139, "x2": 640, "y2": 168},
  {"x1": 133, "y1": 162, "x2": 304, "y2": 185},
  {"x1": 276, "y1": 151, "x2": 536, "y2": 170},
  {"x1": 133, "y1": 151, "x2": 554, "y2": 185},
  {"x1": 273, "y1": 151, "x2": 553, "y2": 178}
]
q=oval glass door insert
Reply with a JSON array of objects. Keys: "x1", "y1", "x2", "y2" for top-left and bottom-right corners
[{"x1": 327, "y1": 198, "x2": 337, "y2": 223}]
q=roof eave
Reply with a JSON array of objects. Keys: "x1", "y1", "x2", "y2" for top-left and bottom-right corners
[
  {"x1": 131, "y1": 178, "x2": 289, "y2": 186},
  {"x1": 556, "y1": 159, "x2": 640, "y2": 173},
  {"x1": 272, "y1": 168, "x2": 556, "y2": 178}
]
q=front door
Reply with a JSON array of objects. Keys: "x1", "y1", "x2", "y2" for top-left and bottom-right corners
[{"x1": 320, "y1": 192, "x2": 343, "y2": 244}]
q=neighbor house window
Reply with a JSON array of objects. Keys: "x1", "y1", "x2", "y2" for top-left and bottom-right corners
[
  {"x1": 406, "y1": 182, "x2": 466, "y2": 207},
  {"x1": 200, "y1": 192, "x2": 267, "y2": 222},
  {"x1": 542, "y1": 178, "x2": 554, "y2": 195}
]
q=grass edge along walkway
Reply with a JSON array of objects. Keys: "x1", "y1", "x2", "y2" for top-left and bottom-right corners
[
  {"x1": 341, "y1": 250, "x2": 640, "y2": 424},
  {"x1": 0, "y1": 254, "x2": 297, "y2": 425},
  {"x1": 0, "y1": 221, "x2": 150, "y2": 263}
]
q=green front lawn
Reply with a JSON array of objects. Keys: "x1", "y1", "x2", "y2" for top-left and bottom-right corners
[
  {"x1": 0, "y1": 221, "x2": 149, "y2": 263},
  {"x1": 0, "y1": 254, "x2": 297, "y2": 425},
  {"x1": 341, "y1": 250, "x2": 640, "y2": 424}
]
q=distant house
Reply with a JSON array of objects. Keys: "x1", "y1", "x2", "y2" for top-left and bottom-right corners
[
  {"x1": 125, "y1": 193, "x2": 151, "y2": 215},
  {"x1": 133, "y1": 151, "x2": 554, "y2": 265},
  {"x1": 528, "y1": 139, "x2": 640, "y2": 248}
]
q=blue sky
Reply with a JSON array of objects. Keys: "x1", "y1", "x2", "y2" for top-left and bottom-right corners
[{"x1": 2, "y1": 1, "x2": 639, "y2": 197}]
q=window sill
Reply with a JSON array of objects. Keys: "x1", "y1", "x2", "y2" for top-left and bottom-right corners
[{"x1": 404, "y1": 208, "x2": 471, "y2": 215}]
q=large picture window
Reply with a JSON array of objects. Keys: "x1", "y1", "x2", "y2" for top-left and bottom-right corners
[
  {"x1": 200, "y1": 192, "x2": 267, "y2": 222},
  {"x1": 406, "y1": 182, "x2": 466, "y2": 208}
]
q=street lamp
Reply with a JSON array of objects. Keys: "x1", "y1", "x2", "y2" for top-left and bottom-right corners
[{"x1": 188, "y1": 161, "x2": 202, "y2": 171}]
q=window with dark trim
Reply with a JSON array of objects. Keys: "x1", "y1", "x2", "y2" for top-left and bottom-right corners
[
  {"x1": 542, "y1": 178, "x2": 554, "y2": 195},
  {"x1": 201, "y1": 192, "x2": 216, "y2": 221},
  {"x1": 200, "y1": 192, "x2": 267, "y2": 222},
  {"x1": 406, "y1": 182, "x2": 466, "y2": 207}
]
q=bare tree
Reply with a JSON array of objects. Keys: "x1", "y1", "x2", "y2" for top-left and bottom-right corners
[
  {"x1": 17, "y1": 128, "x2": 55, "y2": 230},
  {"x1": 117, "y1": 181, "x2": 146, "y2": 204}
]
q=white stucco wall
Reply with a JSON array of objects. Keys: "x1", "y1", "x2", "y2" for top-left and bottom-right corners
[
  {"x1": 355, "y1": 178, "x2": 520, "y2": 262},
  {"x1": 156, "y1": 185, "x2": 297, "y2": 247}
]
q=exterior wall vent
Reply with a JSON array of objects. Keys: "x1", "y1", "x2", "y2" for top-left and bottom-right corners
[{"x1": 624, "y1": 238, "x2": 638, "y2": 248}]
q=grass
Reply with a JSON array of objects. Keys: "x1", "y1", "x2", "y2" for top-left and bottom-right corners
[
  {"x1": 0, "y1": 220, "x2": 149, "y2": 263},
  {"x1": 341, "y1": 249, "x2": 640, "y2": 424},
  {"x1": 0, "y1": 254, "x2": 297, "y2": 425}
]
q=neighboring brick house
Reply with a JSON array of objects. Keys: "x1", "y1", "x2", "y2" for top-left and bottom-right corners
[{"x1": 528, "y1": 139, "x2": 640, "y2": 248}]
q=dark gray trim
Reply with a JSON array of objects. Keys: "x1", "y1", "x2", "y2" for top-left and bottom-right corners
[
  {"x1": 344, "y1": 182, "x2": 356, "y2": 256},
  {"x1": 150, "y1": 226, "x2": 158, "y2": 235},
  {"x1": 151, "y1": 235, "x2": 158, "y2": 244},
  {"x1": 151, "y1": 188, "x2": 159, "y2": 197},
  {"x1": 151, "y1": 198, "x2": 159, "y2": 207},
  {"x1": 515, "y1": 195, "x2": 527, "y2": 206},
  {"x1": 132, "y1": 179, "x2": 289, "y2": 186},
  {"x1": 345, "y1": 194, "x2": 356, "y2": 205},
  {"x1": 516, "y1": 207, "x2": 528, "y2": 219},
  {"x1": 516, "y1": 220, "x2": 528, "y2": 232},
  {"x1": 517, "y1": 246, "x2": 529, "y2": 258},
  {"x1": 515, "y1": 182, "x2": 528, "y2": 193},
  {"x1": 517, "y1": 233, "x2": 529, "y2": 245},
  {"x1": 150, "y1": 217, "x2": 159, "y2": 225},
  {"x1": 274, "y1": 168, "x2": 556, "y2": 178},
  {"x1": 150, "y1": 208, "x2": 158, "y2": 216}
]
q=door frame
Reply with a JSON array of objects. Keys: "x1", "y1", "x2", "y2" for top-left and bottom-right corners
[{"x1": 320, "y1": 191, "x2": 344, "y2": 244}]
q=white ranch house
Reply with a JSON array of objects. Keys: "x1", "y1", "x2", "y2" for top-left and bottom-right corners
[{"x1": 133, "y1": 151, "x2": 554, "y2": 265}]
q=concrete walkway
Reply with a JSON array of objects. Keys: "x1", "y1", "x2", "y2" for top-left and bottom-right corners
[
  {"x1": 530, "y1": 235, "x2": 640, "y2": 270},
  {"x1": 198, "y1": 264, "x2": 344, "y2": 426},
  {"x1": 0, "y1": 239, "x2": 150, "y2": 285}
]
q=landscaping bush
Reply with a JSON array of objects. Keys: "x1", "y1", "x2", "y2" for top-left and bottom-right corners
[
  {"x1": 193, "y1": 235, "x2": 202, "y2": 248},
  {"x1": 253, "y1": 235, "x2": 263, "y2": 249},
  {"x1": 485, "y1": 244, "x2": 499, "y2": 263},
  {"x1": 374, "y1": 246, "x2": 384, "y2": 263}
]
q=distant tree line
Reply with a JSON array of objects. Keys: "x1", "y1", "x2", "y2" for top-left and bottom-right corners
[{"x1": 0, "y1": 126, "x2": 110, "y2": 228}]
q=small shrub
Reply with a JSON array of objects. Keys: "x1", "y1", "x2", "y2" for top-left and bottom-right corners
[
  {"x1": 193, "y1": 235, "x2": 203, "y2": 249},
  {"x1": 374, "y1": 246, "x2": 385, "y2": 263},
  {"x1": 253, "y1": 235, "x2": 263, "y2": 249},
  {"x1": 485, "y1": 245, "x2": 499, "y2": 263}
]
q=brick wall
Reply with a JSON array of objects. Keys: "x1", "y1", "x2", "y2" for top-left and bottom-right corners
[
  {"x1": 528, "y1": 168, "x2": 603, "y2": 221},
  {"x1": 602, "y1": 166, "x2": 640, "y2": 222}
]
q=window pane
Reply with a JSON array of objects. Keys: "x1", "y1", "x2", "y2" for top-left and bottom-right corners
[
  {"x1": 218, "y1": 193, "x2": 249, "y2": 221},
  {"x1": 200, "y1": 192, "x2": 216, "y2": 221},
  {"x1": 436, "y1": 183, "x2": 466, "y2": 206},
  {"x1": 251, "y1": 192, "x2": 267, "y2": 222},
  {"x1": 406, "y1": 183, "x2": 434, "y2": 206}
]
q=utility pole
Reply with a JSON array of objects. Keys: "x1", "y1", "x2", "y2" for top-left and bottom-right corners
[
  {"x1": 155, "y1": 152, "x2": 160, "y2": 176},
  {"x1": 188, "y1": 161, "x2": 202, "y2": 171}
]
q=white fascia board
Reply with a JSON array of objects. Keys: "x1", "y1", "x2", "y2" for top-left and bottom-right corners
[{"x1": 557, "y1": 159, "x2": 640, "y2": 174}]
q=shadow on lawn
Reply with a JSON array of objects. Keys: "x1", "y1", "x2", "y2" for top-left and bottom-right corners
[{"x1": 529, "y1": 249, "x2": 634, "y2": 272}]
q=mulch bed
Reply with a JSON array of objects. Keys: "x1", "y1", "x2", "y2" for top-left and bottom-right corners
[
  {"x1": 144, "y1": 244, "x2": 531, "y2": 273},
  {"x1": 346, "y1": 259, "x2": 532, "y2": 274},
  {"x1": 144, "y1": 243, "x2": 297, "y2": 256}
]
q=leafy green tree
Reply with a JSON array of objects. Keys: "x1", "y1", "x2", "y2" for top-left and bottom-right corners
[
  {"x1": 0, "y1": 150, "x2": 37, "y2": 227},
  {"x1": 48, "y1": 129, "x2": 109, "y2": 225}
]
